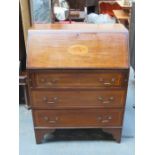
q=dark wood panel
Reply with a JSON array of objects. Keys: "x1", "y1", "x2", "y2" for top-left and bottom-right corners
[
  {"x1": 19, "y1": 4, "x2": 26, "y2": 70},
  {"x1": 33, "y1": 109, "x2": 123, "y2": 127},
  {"x1": 31, "y1": 89, "x2": 126, "y2": 108},
  {"x1": 28, "y1": 70, "x2": 128, "y2": 89}
]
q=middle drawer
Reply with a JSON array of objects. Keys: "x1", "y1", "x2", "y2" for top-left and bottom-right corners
[{"x1": 31, "y1": 90, "x2": 126, "y2": 109}]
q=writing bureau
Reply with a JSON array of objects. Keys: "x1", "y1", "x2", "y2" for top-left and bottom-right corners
[{"x1": 26, "y1": 23, "x2": 129, "y2": 144}]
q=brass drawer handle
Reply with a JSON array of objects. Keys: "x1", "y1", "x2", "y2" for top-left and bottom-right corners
[
  {"x1": 40, "y1": 78, "x2": 58, "y2": 85},
  {"x1": 97, "y1": 116, "x2": 112, "y2": 123},
  {"x1": 98, "y1": 96, "x2": 114, "y2": 104},
  {"x1": 46, "y1": 81, "x2": 55, "y2": 86},
  {"x1": 43, "y1": 116, "x2": 58, "y2": 124},
  {"x1": 43, "y1": 97, "x2": 48, "y2": 101},
  {"x1": 102, "y1": 101, "x2": 111, "y2": 104},
  {"x1": 98, "y1": 96, "x2": 104, "y2": 101},
  {"x1": 48, "y1": 120, "x2": 57, "y2": 124},
  {"x1": 40, "y1": 78, "x2": 45, "y2": 82},
  {"x1": 47, "y1": 101, "x2": 56, "y2": 104},
  {"x1": 46, "y1": 82, "x2": 52, "y2": 86},
  {"x1": 101, "y1": 120, "x2": 109, "y2": 123},
  {"x1": 43, "y1": 97, "x2": 58, "y2": 104},
  {"x1": 108, "y1": 116, "x2": 112, "y2": 120},
  {"x1": 103, "y1": 82, "x2": 112, "y2": 86},
  {"x1": 99, "y1": 78, "x2": 115, "y2": 86},
  {"x1": 98, "y1": 96, "x2": 114, "y2": 100}
]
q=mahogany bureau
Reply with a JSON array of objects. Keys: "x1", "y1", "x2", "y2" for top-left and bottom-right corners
[{"x1": 26, "y1": 24, "x2": 129, "y2": 144}]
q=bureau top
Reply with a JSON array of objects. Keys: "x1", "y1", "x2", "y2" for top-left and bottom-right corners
[{"x1": 26, "y1": 24, "x2": 129, "y2": 69}]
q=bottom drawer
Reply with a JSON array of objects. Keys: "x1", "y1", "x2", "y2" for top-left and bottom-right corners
[{"x1": 33, "y1": 109, "x2": 123, "y2": 127}]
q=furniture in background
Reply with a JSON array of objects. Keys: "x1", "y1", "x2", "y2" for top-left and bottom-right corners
[
  {"x1": 117, "y1": 0, "x2": 132, "y2": 10},
  {"x1": 60, "y1": 0, "x2": 97, "y2": 21},
  {"x1": 19, "y1": 71, "x2": 31, "y2": 109},
  {"x1": 113, "y1": 9, "x2": 129, "y2": 26},
  {"x1": 114, "y1": 0, "x2": 132, "y2": 28},
  {"x1": 99, "y1": 0, "x2": 122, "y2": 16},
  {"x1": 70, "y1": 10, "x2": 86, "y2": 21},
  {"x1": 99, "y1": 0, "x2": 132, "y2": 28},
  {"x1": 67, "y1": 0, "x2": 88, "y2": 22},
  {"x1": 86, "y1": 0, "x2": 98, "y2": 13},
  {"x1": 67, "y1": 0, "x2": 97, "y2": 13},
  {"x1": 129, "y1": 2, "x2": 135, "y2": 71},
  {"x1": 51, "y1": 0, "x2": 87, "y2": 23},
  {"x1": 67, "y1": 0, "x2": 86, "y2": 10},
  {"x1": 19, "y1": 5, "x2": 26, "y2": 104},
  {"x1": 26, "y1": 23, "x2": 129, "y2": 144},
  {"x1": 19, "y1": 0, "x2": 32, "y2": 46},
  {"x1": 19, "y1": 4, "x2": 26, "y2": 71},
  {"x1": 19, "y1": 0, "x2": 31, "y2": 105}
]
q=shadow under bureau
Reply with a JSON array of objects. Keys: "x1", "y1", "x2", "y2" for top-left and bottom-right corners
[{"x1": 26, "y1": 23, "x2": 129, "y2": 144}]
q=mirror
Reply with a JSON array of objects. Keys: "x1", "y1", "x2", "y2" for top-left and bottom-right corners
[{"x1": 53, "y1": 0, "x2": 70, "y2": 21}]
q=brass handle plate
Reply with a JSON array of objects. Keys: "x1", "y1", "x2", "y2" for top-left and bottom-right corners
[
  {"x1": 43, "y1": 96, "x2": 58, "y2": 104},
  {"x1": 44, "y1": 116, "x2": 58, "y2": 124},
  {"x1": 48, "y1": 120, "x2": 56, "y2": 124},
  {"x1": 97, "y1": 116, "x2": 112, "y2": 123},
  {"x1": 47, "y1": 101, "x2": 56, "y2": 104},
  {"x1": 40, "y1": 78, "x2": 58, "y2": 86},
  {"x1": 98, "y1": 96, "x2": 114, "y2": 104},
  {"x1": 101, "y1": 120, "x2": 109, "y2": 123},
  {"x1": 99, "y1": 78, "x2": 115, "y2": 87},
  {"x1": 103, "y1": 82, "x2": 112, "y2": 86},
  {"x1": 46, "y1": 81, "x2": 56, "y2": 86},
  {"x1": 102, "y1": 101, "x2": 111, "y2": 104}
]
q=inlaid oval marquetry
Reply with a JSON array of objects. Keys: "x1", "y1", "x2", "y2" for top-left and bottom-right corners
[{"x1": 68, "y1": 45, "x2": 88, "y2": 56}]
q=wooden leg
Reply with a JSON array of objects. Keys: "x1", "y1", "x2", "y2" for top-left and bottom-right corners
[
  {"x1": 102, "y1": 128, "x2": 122, "y2": 143},
  {"x1": 112, "y1": 129, "x2": 121, "y2": 143},
  {"x1": 34, "y1": 129, "x2": 55, "y2": 144}
]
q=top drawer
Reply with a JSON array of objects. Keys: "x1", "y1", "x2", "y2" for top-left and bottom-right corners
[{"x1": 28, "y1": 70, "x2": 128, "y2": 89}]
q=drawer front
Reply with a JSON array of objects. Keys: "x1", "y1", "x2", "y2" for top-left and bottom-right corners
[
  {"x1": 29, "y1": 71, "x2": 128, "y2": 88},
  {"x1": 33, "y1": 109, "x2": 123, "y2": 127},
  {"x1": 31, "y1": 90, "x2": 126, "y2": 108}
]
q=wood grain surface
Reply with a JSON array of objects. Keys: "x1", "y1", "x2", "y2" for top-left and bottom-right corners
[
  {"x1": 29, "y1": 70, "x2": 128, "y2": 88},
  {"x1": 31, "y1": 89, "x2": 126, "y2": 108},
  {"x1": 33, "y1": 109, "x2": 123, "y2": 127},
  {"x1": 27, "y1": 24, "x2": 129, "y2": 69}
]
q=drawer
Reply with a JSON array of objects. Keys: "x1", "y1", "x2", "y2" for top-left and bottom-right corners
[
  {"x1": 31, "y1": 90, "x2": 126, "y2": 108},
  {"x1": 29, "y1": 70, "x2": 128, "y2": 88},
  {"x1": 33, "y1": 109, "x2": 123, "y2": 127}
]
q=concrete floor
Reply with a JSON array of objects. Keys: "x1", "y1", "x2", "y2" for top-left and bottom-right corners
[{"x1": 19, "y1": 68, "x2": 135, "y2": 155}]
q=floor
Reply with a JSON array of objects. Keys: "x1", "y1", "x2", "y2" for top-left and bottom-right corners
[{"x1": 19, "y1": 67, "x2": 135, "y2": 155}]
